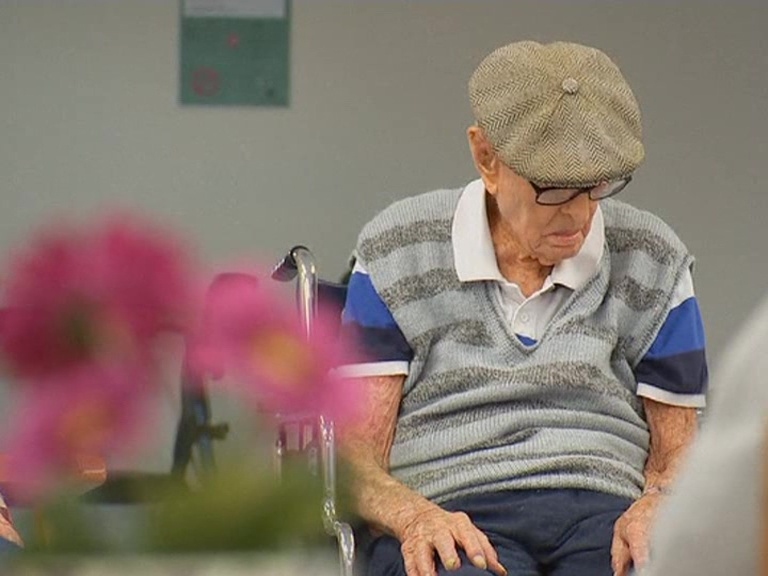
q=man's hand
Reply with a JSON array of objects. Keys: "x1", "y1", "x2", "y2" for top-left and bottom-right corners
[
  {"x1": 342, "y1": 375, "x2": 505, "y2": 576},
  {"x1": 398, "y1": 504, "x2": 506, "y2": 576},
  {"x1": 611, "y1": 492, "x2": 662, "y2": 576},
  {"x1": 610, "y1": 398, "x2": 698, "y2": 575},
  {"x1": 0, "y1": 508, "x2": 24, "y2": 548}
]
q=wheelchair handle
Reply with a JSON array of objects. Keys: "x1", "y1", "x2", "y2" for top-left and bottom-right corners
[
  {"x1": 270, "y1": 245, "x2": 303, "y2": 281},
  {"x1": 271, "y1": 245, "x2": 318, "y2": 339}
]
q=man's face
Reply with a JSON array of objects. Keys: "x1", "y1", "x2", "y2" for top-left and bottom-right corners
[{"x1": 490, "y1": 162, "x2": 598, "y2": 267}]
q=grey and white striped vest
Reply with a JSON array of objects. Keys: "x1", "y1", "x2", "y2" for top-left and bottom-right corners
[{"x1": 356, "y1": 187, "x2": 693, "y2": 504}]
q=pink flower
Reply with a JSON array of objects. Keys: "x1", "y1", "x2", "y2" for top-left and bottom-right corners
[
  {"x1": 3, "y1": 361, "x2": 154, "y2": 501},
  {"x1": 188, "y1": 271, "x2": 363, "y2": 426},
  {"x1": 0, "y1": 215, "x2": 195, "y2": 381},
  {"x1": 0, "y1": 214, "x2": 198, "y2": 499}
]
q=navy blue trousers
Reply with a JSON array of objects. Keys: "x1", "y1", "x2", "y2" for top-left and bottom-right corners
[
  {"x1": 363, "y1": 489, "x2": 633, "y2": 576},
  {"x1": 0, "y1": 537, "x2": 21, "y2": 553}
]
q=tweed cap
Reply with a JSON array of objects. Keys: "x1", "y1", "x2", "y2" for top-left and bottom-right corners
[{"x1": 469, "y1": 41, "x2": 644, "y2": 188}]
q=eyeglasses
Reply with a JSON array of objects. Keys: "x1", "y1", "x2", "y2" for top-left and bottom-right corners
[{"x1": 530, "y1": 176, "x2": 633, "y2": 206}]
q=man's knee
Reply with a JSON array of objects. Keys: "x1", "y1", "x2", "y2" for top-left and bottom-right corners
[{"x1": 365, "y1": 536, "x2": 493, "y2": 576}]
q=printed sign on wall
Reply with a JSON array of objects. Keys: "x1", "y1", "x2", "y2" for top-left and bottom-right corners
[{"x1": 180, "y1": 0, "x2": 290, "y2": 106}]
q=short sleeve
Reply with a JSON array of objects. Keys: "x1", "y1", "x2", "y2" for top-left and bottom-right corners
[
  {"x1": 635, "y1": 269, "x2": 708, "y2": 407},
  {"x1": 337, "y1": 262, "x2": 412, "y2": 377}
]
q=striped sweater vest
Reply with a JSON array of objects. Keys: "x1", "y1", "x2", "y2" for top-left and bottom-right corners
[{"x1": 355, "y1": 187, "x2": 693, "y2": 504}]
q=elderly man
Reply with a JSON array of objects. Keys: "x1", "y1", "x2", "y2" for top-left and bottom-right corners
[{"x1": 340, "y1": 41, "x2": 707, "y2": 576}]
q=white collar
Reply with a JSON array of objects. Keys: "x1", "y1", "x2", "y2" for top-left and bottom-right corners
[{"x1": 451, "y1": 179, "x2": 604, "y2": 290}]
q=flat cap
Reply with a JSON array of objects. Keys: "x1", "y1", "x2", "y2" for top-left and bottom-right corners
[{"x1": 469, "y1": 41, "x2": 644, "y2": 187}]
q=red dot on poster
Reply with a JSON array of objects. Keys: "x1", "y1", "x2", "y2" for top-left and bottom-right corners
[
  {"x1": 192, "y1": 67, "x2": 220, "y2": 97},
  {"x1": 228, "y1": 33, "x2": 240, "y2": 49}
]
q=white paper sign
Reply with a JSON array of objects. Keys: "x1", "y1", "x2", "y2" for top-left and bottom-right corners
[{"x1": 183, "y1": 0, "x2": 286, "y2": 19}]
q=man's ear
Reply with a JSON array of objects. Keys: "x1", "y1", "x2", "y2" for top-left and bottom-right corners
[{"x1": 467, "y1": 126, "x2": 500, "y2": 194}]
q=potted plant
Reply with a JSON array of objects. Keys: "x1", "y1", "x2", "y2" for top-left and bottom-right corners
[{"x1": 0, "y1": 214, "x2": 363, "y2": 575}]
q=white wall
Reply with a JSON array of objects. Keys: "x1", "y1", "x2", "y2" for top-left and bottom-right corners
[{"x1": 1, "y1": 1, "x2": 766, "y2": 375}]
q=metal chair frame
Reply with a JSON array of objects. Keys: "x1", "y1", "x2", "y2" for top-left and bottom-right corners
[
  {"x1": 272, "y1": 245, "x2": 355, "y2": 576},
  {"x1": 80, "y1": 363, "x2": 229, "y2": 504}
]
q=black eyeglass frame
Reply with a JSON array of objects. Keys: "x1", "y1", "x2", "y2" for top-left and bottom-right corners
[{"x1": 530, "y1": 175, "x2": 633, "y2": 206}]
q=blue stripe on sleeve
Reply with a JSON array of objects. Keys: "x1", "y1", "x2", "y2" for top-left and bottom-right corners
[
  {"x1": 341, "y1": 269, "x2": 413, "y2": 364},
  {"x1": 635, "y1": 296, "x2": 708, "y2": 396},
  {"x1": 643, "y1": 297, "x2": 706, "y2": 359},
  {"x1": 342, "y1": 271, "x2": 398, "y2": 329}
]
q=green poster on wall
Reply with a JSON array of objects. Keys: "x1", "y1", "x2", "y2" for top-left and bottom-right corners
[{"x1": 180, "y1": 0, "x2": 290, "y2": 106}]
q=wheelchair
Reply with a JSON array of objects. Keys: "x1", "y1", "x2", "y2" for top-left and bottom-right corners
[{"x1": 78, "y1": 367, "x2": 230, "y2": 504}]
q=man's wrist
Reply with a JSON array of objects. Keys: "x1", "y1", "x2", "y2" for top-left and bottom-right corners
[{"x1": 391, "y1": 498, "x2": 435, "y2": 539}]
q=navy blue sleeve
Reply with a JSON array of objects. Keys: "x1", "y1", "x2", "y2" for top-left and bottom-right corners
[{"x1": 635, "y1": 293, "x2": 708, "y2": 407}]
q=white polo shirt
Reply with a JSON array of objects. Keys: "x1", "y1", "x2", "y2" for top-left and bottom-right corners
[{"x1": 452, "y1": 178, "x2": 607, "y2": 344}]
